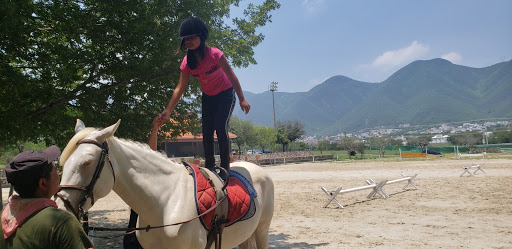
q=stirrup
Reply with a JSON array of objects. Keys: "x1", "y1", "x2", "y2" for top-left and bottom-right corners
[{"x1": 215, "y1": 166, "x2": 230, "y2": 190}]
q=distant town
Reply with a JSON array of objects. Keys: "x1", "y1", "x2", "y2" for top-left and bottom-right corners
[{"x1": 299, "y1": 120, "x2": 511, "y2": 145}]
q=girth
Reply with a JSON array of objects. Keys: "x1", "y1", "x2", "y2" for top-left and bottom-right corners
[{"x1": 183, "y1": 162, "x2": 229, "y2": 249}]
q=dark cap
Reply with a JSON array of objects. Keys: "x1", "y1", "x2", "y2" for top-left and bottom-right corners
[
  {"x1": 5, "y1": 145, "x2": 61, "y2": 185},
  {"x1": 179, "y1": 17, "x2": 209, "y2": 40}
]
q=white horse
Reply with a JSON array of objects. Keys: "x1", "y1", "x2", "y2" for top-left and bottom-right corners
[{"x1": 55, "y1": 120, "x2": 274, "y2": 249}]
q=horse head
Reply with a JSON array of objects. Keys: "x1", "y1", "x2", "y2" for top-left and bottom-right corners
[{"x1": 55, "y1": 119, "x2": 120, "y2": 219}]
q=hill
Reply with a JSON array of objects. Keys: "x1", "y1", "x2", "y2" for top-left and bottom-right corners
[{"x1": 233, "y1": 59, "x2": 512, "y2": 135}]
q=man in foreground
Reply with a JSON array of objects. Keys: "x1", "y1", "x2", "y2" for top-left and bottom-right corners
[{"x1": 1, "y1": 146, "x2": 93, "y2": 248}]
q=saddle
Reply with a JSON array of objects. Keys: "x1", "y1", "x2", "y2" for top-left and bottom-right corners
[{"x1": 183, "y1": 162, "x2": 257, "y2": 249}]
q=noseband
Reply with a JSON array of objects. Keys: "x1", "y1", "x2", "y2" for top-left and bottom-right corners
[{"x1": 54, "y1": 139, "x2": 115, "y2": 222}]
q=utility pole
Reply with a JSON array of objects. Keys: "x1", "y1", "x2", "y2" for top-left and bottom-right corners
[{"x1": 269, "y1": 81, "x2": 278, "y2": 128}]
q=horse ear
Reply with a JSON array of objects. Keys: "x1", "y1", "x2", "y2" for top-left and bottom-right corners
[
  {"x1": 75, "y1": 119, "x2": 86, "y2": 133},
  {"x1": 96, "y1": 119, "x2": 121, "y2": 143}
]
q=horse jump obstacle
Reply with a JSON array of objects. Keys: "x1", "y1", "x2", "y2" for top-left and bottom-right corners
[
  {"x1": 460, "y1": 164, "x2": 486, "y2": 177},
  {"x1": 321, "y1": 174, "x2": 418, "y2": 208},
  {"x1": 400, "y1": 153, "x2": 426, "y2": 158},
  {"x1": 457, "y1": 153, "x2": 487, "y2": 159}
]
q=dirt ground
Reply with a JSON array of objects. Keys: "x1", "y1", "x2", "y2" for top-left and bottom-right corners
[{"x1": 2, "y1": 156, "x2": 512, "y2": 248}]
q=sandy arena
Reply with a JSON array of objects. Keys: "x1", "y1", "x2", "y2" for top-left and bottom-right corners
[{"x1": 2, "y1": 157, "x2": 512, "y2": 248}]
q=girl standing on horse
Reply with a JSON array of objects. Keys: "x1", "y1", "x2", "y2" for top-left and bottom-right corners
[{"x1": 159, "y1": 17, "x2": 250, "y2": 180}]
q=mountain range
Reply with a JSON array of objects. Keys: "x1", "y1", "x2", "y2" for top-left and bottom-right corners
[{"x1": 232, "y1": 58, "x2": 512, "y2": 136}]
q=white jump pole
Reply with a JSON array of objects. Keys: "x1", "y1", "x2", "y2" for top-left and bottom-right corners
[
  {"x1": 321, "y1": 180, "x2": 388, "y2": 208},
  {"x1": 385, "y1": 173, "x2": 419, "y2": 190},
  {"x1": 321, "y1": 174, "x2": 419, "y2": 208},
  {"x1": 337, "y1": 183, "x2": 375, "y2": 194}
]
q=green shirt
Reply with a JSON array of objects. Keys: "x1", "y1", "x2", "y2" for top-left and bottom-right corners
[{"x1": 0, "y1": 206, "x2": 93, "y2": 249}]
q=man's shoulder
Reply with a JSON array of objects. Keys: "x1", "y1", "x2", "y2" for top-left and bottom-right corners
[{"x1": 35, "y1": 206, "x2": 76, "y2": 221}]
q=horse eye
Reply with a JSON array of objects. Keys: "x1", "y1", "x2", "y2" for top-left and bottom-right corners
[
  {"x1": 82, "y1": 161, "x2": 93, "y2": 168},
  {"x1": 81, "y1": 155, "x2": 97, "y2": 168}
]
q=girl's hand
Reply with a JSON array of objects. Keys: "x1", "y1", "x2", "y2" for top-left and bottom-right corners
[
  {"x1": 153, "y1": 115, "x2": 165, "y2": 130},
  {"x1": 160, "y1": 109, "x2": 171, "y2": 123},
  {"x1": 240, "y1": 99, "x2": 250, "y2": 114}
]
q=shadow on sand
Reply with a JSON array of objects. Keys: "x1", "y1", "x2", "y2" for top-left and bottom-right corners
[
  {"x1": 268, "y1": 231, "x2": 329, "y2": 249},
  {"x1": 85, "y1": 212, "x2": 330, "y2": 248}
]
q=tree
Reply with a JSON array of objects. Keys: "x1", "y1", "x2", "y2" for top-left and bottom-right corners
[
  {"x1": 0, "y1": 0, "x2": 280, "y2": 148},
  {"x1": 275, "y1": 120, "x2": 305, "y2": 152},
  {"x1": 369, "y1": 137, "x2": 391, "y2": 158},
  {"x1": 289, "y1": 141, "x2": 309, "y2": 151},
  {"x1": 254, "y1": 125, "x2": 276, "y2": 151},
  {"x1": 229, "y1": 116, "x2": 256, "y2": 153},
  {"x1": 355, "y1": 141, "x2": 367, "y2": 159},
  {"x1": 275, "y1": 127, "x2": 290, "y2": 152},
  {"x1": 407, "y1": 136, "x2": 431, "y2": 151},
  {"x1": 340, "y1": 137, "x2": 358, "y2": 157},
  {"x1": 449, "y1": 132, "x2": 480, "y2": 150},
  {"x1": 489, "y1": 130, "x2": 512, "y2": 144},
  {"x1": 317, "y1": 140, "x2": 330, "y2": 154}
]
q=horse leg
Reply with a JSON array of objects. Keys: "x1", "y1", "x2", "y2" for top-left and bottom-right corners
[
  {"x1": 238, "y1": 234, "x2": 256, "y2": 249},
  {"x1": 253, "y1": 175, "x2": 274, "y2": 249},
  {"x1": 238, "y1": 217, "x2": 271, "y2": 249},
  {"x1": 254, "y1": 218, "x2": 271, "y2": 249}
]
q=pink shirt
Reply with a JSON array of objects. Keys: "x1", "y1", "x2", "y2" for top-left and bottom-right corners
[{"x1": 180, "y1": 46, "x2": 232, "y2": 96}]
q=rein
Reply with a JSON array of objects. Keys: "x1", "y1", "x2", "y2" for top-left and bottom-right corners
[
  {"x1": 54, "y1": 139, "x2": 115, "y2": 223},
  {"x1": 87, "y1": 194, "x2": 228, "y2": 234},
  {"x1": 87, "y1": 165, "x2": 230, "y2": 235},
  {"x1": 86, "y1": 165, "x2": 230, "y2": 242}
]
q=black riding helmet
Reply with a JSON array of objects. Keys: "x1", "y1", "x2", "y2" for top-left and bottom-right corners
[{"x1": 179, "y1": 17, "x2": 209, "y2": 40}]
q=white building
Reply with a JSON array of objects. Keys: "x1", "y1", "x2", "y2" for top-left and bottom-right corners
[{"x1": 431, "y1": 134, "x2": 449, "y2": 144}]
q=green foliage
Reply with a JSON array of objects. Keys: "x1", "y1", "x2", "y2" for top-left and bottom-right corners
[
  {"x1": 317, "y1": 140, "x2": 330, "y2": 154},
  {"x1": 369, "y1": 137, "x2": 401, "y2": 157},
  {"x1": 254, "y1": 125, "x2": 276, "y2": 151},
  {"x1": 0, "y1": 0, "x2": 280, "y2": 148},
  {"x1": 407, "y1": 136, "x2": 432, "y2": 149},
  {"x1": 288, "y1": 141, "x2": 309, "y2": 151},
  {"x1": 339, "y1": 137, "x2": 359, "y2": 151},
  {"x1": 448, "y1": 132, "x2": 480, "y2": 148},
  {"x1": 275, "y1": 120, "x2": 305, "y2": 152},
  {"x1": 355, "y1": 142, "x2": 367, "y2": 159},
  {"x1": 487, "y1": 130, "x2": 512, "y2": 144},
  {"x1": 229, "y1": 116, "x2": 256, "y2": 151}
]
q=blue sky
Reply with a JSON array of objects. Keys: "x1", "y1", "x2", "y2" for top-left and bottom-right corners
[{"x1": 231, "y1": 0, "x2": 512, "y2": 93}]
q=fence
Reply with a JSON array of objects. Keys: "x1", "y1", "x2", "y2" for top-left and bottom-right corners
[{"x1": 187, "y1": 151, "x2": 334, "y2": 167}]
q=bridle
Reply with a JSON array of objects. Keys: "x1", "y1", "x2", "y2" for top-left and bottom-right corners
[{"x1": 54, "y1": 139, "x2": 115, "y2": 226}]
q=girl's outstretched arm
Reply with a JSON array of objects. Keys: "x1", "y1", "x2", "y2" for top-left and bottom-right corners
[
  {"x1": 219, "y1": 55, "x2": 250, "y2": 114},
  {"x1": 160, "y1": 71, "x2": 191, "y2": 121},
  {"x1": 148, "y1": 115, "x2": 164, "y2": 151}
]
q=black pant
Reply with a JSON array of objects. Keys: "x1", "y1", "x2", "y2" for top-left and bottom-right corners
[
  {"x1": 123, "y1": 209, "x2": 142, "y2": 249},
  {"x1": 202, "y1": 87, "x2": 235, "y2": 172}
]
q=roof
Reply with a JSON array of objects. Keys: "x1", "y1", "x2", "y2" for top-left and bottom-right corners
[
  {"x1": 161, "y1": 117, "x2": 237, "y2": 142},
  {"x1": 432, "y1": 134, "x2": 450, "y2": 138},
  {"x1": 162, "y1": 131, "x2": 237, "y2": 142}
]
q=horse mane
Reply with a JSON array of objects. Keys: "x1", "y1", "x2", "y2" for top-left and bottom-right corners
[
  {"x1": 59, "y1": 127, "x2": 178, "y2": 166},
  {"x1": 114, "y1": 137, "x2": 176, "y2": 163},
  {"x1": 60, "y1": 127, "x2": 98, "y2": 166}
]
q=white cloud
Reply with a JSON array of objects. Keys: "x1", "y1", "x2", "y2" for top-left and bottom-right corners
[
  {"x1": 371, "y1": 41, "x2": 429, "y2": 68},
  {"x1": 441, "y1": 52, "x2": 462, "y2": 64},
  {"x1": 301, "y1": 0, "x2": 325, "y2": 13}
]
